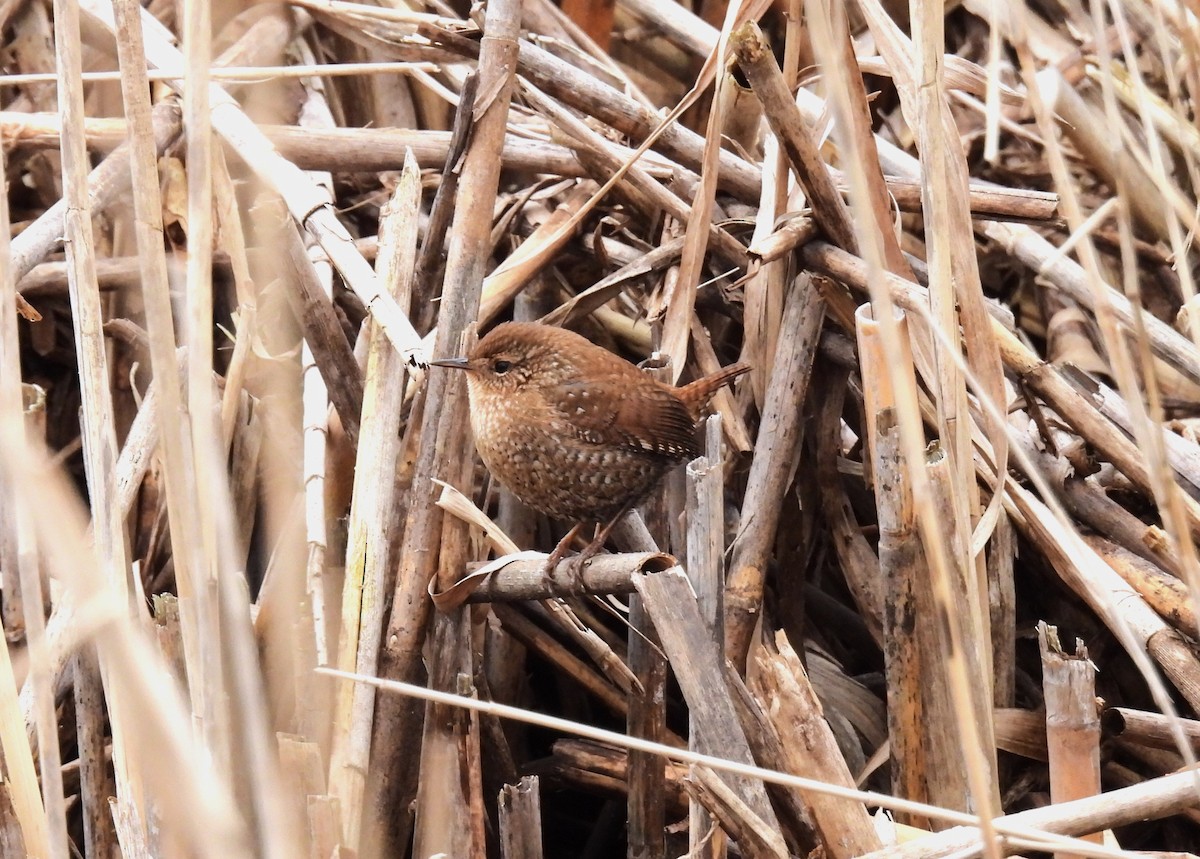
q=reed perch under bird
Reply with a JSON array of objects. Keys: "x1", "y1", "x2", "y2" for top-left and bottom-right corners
[{"x1": 430, "y1": 321, "x2": 749, "y2": 578}]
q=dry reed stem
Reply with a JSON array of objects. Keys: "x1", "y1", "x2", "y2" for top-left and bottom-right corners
[
  {"x1": 210, "y1": 150, "x2": 256, "y2": 446},
  {"x1": 861, "y1": 761, "x2": 1200, "y2": 859},
  {"x1": 813, "y1": 363, "x2": 884, "y2": 645},
  {"x1": 49, "y1": 0, "x2": 134, "y2": 854},
  {"x1": 1004, "y1": 472, "x2": 1200, "y2": 713},
  {"x1": 326, "y1": 150, "x2": 420, "y2": 858},
  {"x1": 807, "y1": 240, "x2": 1200, "y2": 544},
  {"x1": 750, "y1": 633, "x2": 881, "y2": 856},
  {"x1": 871, "y1": 406, "x2": 926, "y2": 827},
  {"x1": 521, "y1": 82, "x2": 747, "y2": 268},
  {"x1": 369, "y1": 1, "x2": 522, "y2": 852},
  {"x1": 725, "y1": 274, "x2": 823, "y2": 667},
  {"x1": 491, "y1": 604, "x2": 627, "y2": 718},
  {"x1": 84, "y1": 1, "x2": 425, "y2": 362},
  {"x1": 995, "y1": 707, "x2": 1049, "y2": 761},
  {"x1": 805, "y1": 4, "x2": 1007, "y2": 849},
  {"x1": 333, "y1": 666, "x2": 1197, "y2": 857},
  {"x1": 8, "y1": 0, "x2": 1200, "y2": 855},
  {"x1": 1087, "y1": 537, "x2": 1196, "y2": 635},
  {"x1": 294, "y1": 57, "x2": 336, "y2": 723},
  {"x1": 109, "y1": 0, "x2": 209, "y2": 780},
  {"x1": 636, "y1": 569, "x2": 782, "y2": 836},
  {"x1": 181, "y1": 5, "x2": 218, "y2": 756},
  {"x1": 731, "y1": 21, "x2": 858, "y2": 255},
  {"x1": 988, "y1": 512, "x2": 1018, "y2": 707},
  {"x1": 498, "y1": 775, "x2": 544, "y2": 858},
  {"x1": 873, "y1": 0, "x2": 1008, "y2": 636},
  {"x1": 1104, "y1": 707, "x2": 1200, "y2": 753},
  {"x1": 0, "y1": 153, "x2": 26, "y2": 646},
  {"x1": 1, "y1": 436, "x2": 251, "y2": 856},
  {"x1": 626, "y1": 587, "x2": 667, "y2": 858},
  {"x1": 659, "y1": 0, "x2": 736, "y2": 384},
  {"x1": 685, "y1": 417, "x2": 726, "y2": 857},
  {"x1": 1009, "y1": 12, "x2": 1200, "y2": 665},
  {"x1": 685, "y1": 764, "x2": 787, "y2": 859},
  {"x1": 724, "y1": 667, "x2": 820, "y2": 853},
  {"x1": 11, "y1": 6, "x2": 298, "y2": 285},
  {"x1": 0, "y1": 99, "x2": 48, "y2": 859},
  {"x1": 508, "y1": 38, "x2": 763, "y2": 199},
  {"x1": 1039, "y1": 623, "x2": 1103, "y2": 857},
  {"x1": 0, "y1": 111, "x2": 685, "y2": 178}
]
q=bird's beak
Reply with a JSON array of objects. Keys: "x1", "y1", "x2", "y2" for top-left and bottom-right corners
[{"x1": 428, "y1": 356, "x2": 471, "y2": 370}]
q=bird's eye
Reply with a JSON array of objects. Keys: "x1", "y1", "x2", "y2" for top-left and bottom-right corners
[{"x1": 492, "y1": 359, "x2": 513, "y2": 374}]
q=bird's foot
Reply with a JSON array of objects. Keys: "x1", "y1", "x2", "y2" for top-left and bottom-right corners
[
  {"x1": 542, "y1": 523, "x2": 584, "y2": 594},
  {"x1": 565, "y1": 535, "x2": 606, "y2": 593}
]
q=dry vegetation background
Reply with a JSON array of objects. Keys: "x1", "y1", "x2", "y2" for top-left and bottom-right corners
[{"x1": 5, "y1": 0, "x2": 1200, "y2": 856}]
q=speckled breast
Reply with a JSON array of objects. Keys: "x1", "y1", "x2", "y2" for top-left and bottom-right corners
[{"x1": 470, "y1": 395, "x2": 672, "y2": 522}]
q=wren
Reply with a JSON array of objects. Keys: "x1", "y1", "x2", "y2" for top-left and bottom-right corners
[{"x1": 430, "y1": 321, "x2": 748, "y2": 575}]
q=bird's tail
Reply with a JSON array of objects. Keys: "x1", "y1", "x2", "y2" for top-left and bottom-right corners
[{"x1": 677, "y1": 361, "x2": 751, "y2": 418}]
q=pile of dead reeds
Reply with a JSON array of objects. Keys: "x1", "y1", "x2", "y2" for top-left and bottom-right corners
[{"x1": 3, "y1": 0, "x2": 1200, "y2": 856}]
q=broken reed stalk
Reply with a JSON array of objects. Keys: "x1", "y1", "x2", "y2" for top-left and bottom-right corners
[
  {"x1": 1039, "y1": 623, "x2": 1103, "y2": 857},
  {"x1": 626, "y1": 589, "x2": 667, "y2": 859},
  {"x1": 348, "y1": 666, "x2": 1198, "y2": 856},
  {"x1": 749, "y1": 634, "x2": 881, "y2": 857},
  {"x1": 622, "y1": 471, "x2": 670, "y2": 856},
  {"x1": 431, "y1": 482, "x2": 644, "y2": 699},
  {"x1": 880, "y1": 0, "x2": 1013, "y2": 723},
  {"x1": 809, "y1": 2, "x2": 1011, "y2": 835},
  {"x1": 927, "y1": 448, "x2": 1000, "y2": 799},
  {"x1": 723, "y1": 668, "x2": 820, "y2": 854},
  {"x1": 498, "y1": 776, "x2": 544, "y2": 859},
  {"x1": 1003, "y1": 471, "x2": 1200, "y2": 713},
  {"x1": 857, "y1": 763, "x2": 1200, "y2": 859},
  {"x1": 452, "y1": 553, "x2": 674, "y2": 602},
  {"x1": 805, "y1": 240, "x2": 1200, "y2": 548}
]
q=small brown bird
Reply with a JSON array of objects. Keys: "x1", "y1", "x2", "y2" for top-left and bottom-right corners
[{"x1": 431, "y1": 322, "x2": 749, "y2": 574}]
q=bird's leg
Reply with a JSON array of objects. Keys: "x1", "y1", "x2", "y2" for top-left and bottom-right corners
[
  {"x1": 569, "y1": 504, "x2": 634, "y2": 588},
  {"x1": 543, "y1": 522, "x2": 585, "y2": 590}
]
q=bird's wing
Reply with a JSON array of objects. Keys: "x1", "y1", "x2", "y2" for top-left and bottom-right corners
[{"x1": 546, "y1": 379, "x2": 700, "y2": 460}]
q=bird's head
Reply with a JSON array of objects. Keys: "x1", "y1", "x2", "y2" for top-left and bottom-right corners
[{"x1": 428, "y1": 322, "x2": 577, "y2": 395}]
